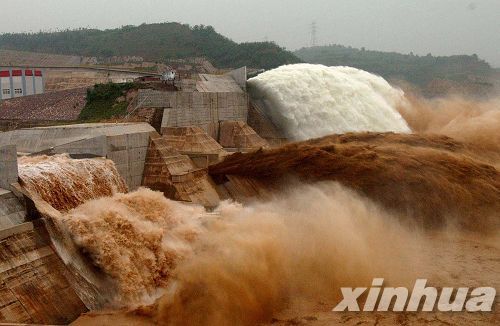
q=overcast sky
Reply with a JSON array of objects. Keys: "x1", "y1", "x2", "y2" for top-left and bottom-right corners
[{"x1": 1, "y1": 0, "x2": 499, "y2": 67}]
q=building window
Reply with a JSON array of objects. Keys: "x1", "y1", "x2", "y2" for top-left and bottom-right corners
[
  {"x1": 2, "y1": 89, "x2": 10, "y2": 95},
  {"x1": 14, "y1": 88, "x2": 23, "y2": 94}
]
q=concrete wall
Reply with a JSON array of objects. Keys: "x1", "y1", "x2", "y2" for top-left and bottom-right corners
[
  {"x1": 0, "y1": 189, "x2": 26, "y2": 230},
  {"x1": 247, "y1": 101, "x2": 288, "y2": 146},
  {"x1": 227, "y1": 67, "x2": 247, "y2": 90},
  {"x1": 35, "y1": 73, "x2": 44, "y2": 94},
  {"x1": 106, "y1": 133, "x2": 149, "y2": 190},
  {"x1": 197, "y1": 74, "x2": 245, "y2": 93},
  {"x1": 51, "y1": 133, "x2": 150, "y2": 190},
  {"x1": 0, "y1": 146, "x2": 27, "y2": 232},
  {"x1": 0, "y1": 145, "x2": 18, "y2": 190},
  {"x1": 137, "y1": 89, "x2": 248, "y2": 137},
  {"x1": 0, "y1": 221, "x2": 88, "y2": 324},
  {"x1": 25, "y1": 74, "x2": 34, "y2": 95}
]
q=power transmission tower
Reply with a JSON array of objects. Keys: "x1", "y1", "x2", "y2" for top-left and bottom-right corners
[{"x1": 310, "y1": 21, "x2": 317, "y2": 47}]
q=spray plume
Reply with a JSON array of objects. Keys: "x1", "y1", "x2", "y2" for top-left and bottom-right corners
[
  {"x1": 397, "y1": 94, "x2": 500, "y2": 164},
  {"x1": 157, "y1": 183, "x2": 424, "y2": 325},
  {"x1": 248, "y1": 64, "x2": 410, "y2": 140},
  {"x1": 210, "y1": 132, "x2": 500, "y2": 232},
  {"x1": 59, "y1": 184, "x2": 424, "y2": 325},
  {"x1": 62, "y1": 188, "x2": 206, "y2": 305}
]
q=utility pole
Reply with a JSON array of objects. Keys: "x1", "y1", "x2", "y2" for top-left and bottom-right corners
[{"x1": 310, "y1": 21, "x2": 317, "y2": 47}]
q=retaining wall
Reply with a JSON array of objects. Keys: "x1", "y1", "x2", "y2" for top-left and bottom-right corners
[{"x1": 137, "y1": 90, "x2": 248, "y2": 137}]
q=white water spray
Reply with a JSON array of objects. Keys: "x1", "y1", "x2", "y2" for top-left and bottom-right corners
[{"x1": 248, "y1": 64, "x2": 411, "y2": 140}]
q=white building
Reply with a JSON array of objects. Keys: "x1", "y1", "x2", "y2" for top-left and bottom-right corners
[{"x1": 0, "y1": 68, "x2": 44, "y2": 100}]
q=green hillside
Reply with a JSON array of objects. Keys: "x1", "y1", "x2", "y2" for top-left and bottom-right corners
[
  {"x1": 0, "y1": 23, "x2": 300, "y2": 70},
  {"x1": 295, "y1": 45, "x2": 492, "y2": 87}
]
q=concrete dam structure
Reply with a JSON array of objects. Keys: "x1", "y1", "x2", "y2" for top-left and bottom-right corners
[
  {"x1": 0, "y1": 65, "x2": 286, "y2": 323},
  {"x1": 0, "y1": 62, "x2": 498, "y2": 325},
  {"x1": 0, "y1": 114, "x2": 269, "y2": 323},
  {"x1": 0, "y1": 63, "x2": 424, "y2": 324}
]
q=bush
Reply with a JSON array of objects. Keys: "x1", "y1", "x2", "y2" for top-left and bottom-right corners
[{"x1": 79, "y1": 83, "x2": 135, "y2": 121}]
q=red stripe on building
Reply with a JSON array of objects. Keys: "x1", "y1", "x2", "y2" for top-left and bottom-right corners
[
  {"x1": 25, "y1": 69, "x2": 33, "y2": 76},
  {"x1": 35, "y1": 70, "x2": 43, "y2": 77},
  {"x1": 0, "y1": 71, "x2": 10, "y2": 77},
  {"x1": 12, "y1": 70, "x2": 22, "y2": 77}
]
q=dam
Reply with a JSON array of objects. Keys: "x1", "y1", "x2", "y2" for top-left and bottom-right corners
[
  {"x1": 0, "y1": 64, "x2": 424, "y2": 323},
  {"x1": 0, "y1": 64, "x2": 498, "y2": 325}
]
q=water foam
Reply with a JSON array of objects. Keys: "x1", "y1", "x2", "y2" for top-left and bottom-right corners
[
  {"x1": 248, "y1": 64, "x2": 411, "y2": 140},
  {"x1": 18, "y1": 154, "x2": 128, "y2": 212}
]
